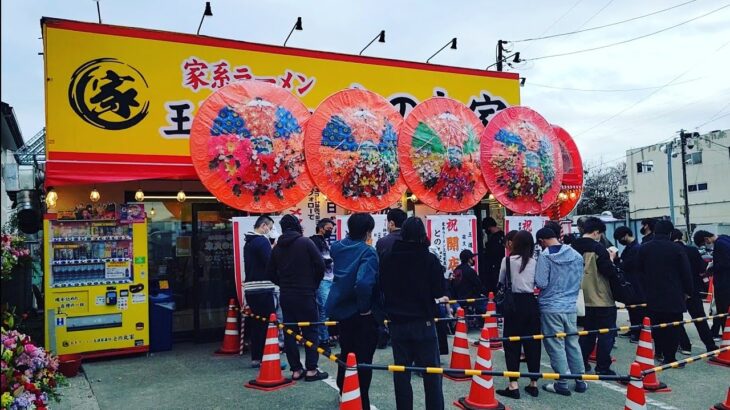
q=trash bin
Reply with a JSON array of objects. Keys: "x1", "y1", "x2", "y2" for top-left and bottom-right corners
[{"x1": 149, "y1": 293, "x2": 175, "y2": 352}]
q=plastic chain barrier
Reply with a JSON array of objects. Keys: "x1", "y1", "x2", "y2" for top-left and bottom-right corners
[
  {"x1": 277, "y1": 314, "x2": 503, "y2": 327},
  {"x1": 641, "y1": 345, "x2": 730, "y2": 375},
  {"x1": 436, "y1": 297, "x2": 488, "y2": 305},
  {"x1": 617, "y1": 303, "x2": 648, "y2": 309},
  {"x1": 650, "y1": 312, "x2": 728, "y2": 329}
]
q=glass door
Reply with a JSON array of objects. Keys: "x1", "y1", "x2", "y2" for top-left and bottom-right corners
[{"x1": 191, "y1": 203, "x2": 240, "y2": 342}]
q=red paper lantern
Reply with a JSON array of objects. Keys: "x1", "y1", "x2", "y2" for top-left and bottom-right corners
[{"x1": 544, "y1": 125, "x2": 583, "y2": 219}]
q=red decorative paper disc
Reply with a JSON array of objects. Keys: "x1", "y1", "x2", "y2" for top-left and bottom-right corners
[
  {"x1": 398, "y1": 98, "x2": 487, "y2": 212},
  {"x1": 305, "y1": 89, "x2": 406, "y2": 212},
  {"x1": 190, "y1": 80, "x2": 313, "y2": 213},
  {"x1": 544, "y1": 125, "x2": 583, "y2": 219},
  {"x1": 480, "y1": 106, "x2": 563, "y2": 215}
]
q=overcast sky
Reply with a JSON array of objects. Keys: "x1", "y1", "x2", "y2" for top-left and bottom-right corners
[{"x1": 2, "y1": 0, "x2": 729, "y2": 166}]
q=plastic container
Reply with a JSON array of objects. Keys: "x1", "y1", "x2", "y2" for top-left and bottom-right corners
[
  {"x1": 149, "y1": 293, "x2": 175, "y2": 352},
  {"x1": 58, "y1": 354, "x2": 82, "y2": 377}
]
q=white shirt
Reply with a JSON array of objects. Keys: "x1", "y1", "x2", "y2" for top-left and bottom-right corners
[{"x1": 498, "y1": 255, "x2": 537, "y2": 293}]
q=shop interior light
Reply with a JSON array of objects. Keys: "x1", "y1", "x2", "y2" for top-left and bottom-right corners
[
  {"x1": 45, "y1": 188, "x2": 58, "y2": 208},
  {"x1": 144, "y1": 195, "x2": 217, "y2": 200},
  {"x1": 407, "y1": 194, "x2": 418, "y2": 203},
  {"x1": 176, "y1": 190, "x2": 187, "y2": 203},
  {"x1": 149, "y1": 207, "x2": 156, "y2": 216},
  {"x1": 488, "y1": 193, "x2": 495, "y2": 200},
  {"x1": 90, "y1": 188, "x2": 101, "y2": 203},
  {"x1": 134, "y1": 189, "x2": 145, "y2": 202},
  {"x1": 569, "y1": 191, "x2": 577, "y2": 199}
]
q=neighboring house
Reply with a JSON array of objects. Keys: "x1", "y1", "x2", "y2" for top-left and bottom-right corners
[
  {"x1": 624, "y1": 129, "x2": 730, "y2": 227},
  {"x1": 1, "y1": 102, "x2": 24, "y2": 225}
]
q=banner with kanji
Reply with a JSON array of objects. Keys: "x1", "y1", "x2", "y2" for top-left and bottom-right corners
[
  {"x1": 504, "y1": 216, "x2": 548, "y2": 241},
  {"x1": 42, "y1": 18, "x2": 519, "y2": 187},
  {"x1": 425, "y1": 215, "x2": 477, "y2": 276}
]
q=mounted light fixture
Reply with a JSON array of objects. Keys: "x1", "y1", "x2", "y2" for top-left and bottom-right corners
[
  {"x1": 407, "y1": 194, "x2": 418, "y2": 203},
  {"x1": 359, "y1": 30, "x2": 386, "y2": 55},
  {"x1": 196, "y1": 1, "x2": 213, "y2": 35},
  {"x1": 149, "y1": 207, "x2": 156, "y2": 216},
  {"x1": 426, "y1": 37, "x2": 457, "y2": 63},
  {"x1": 176, "y1": 190, "x2": 187, "y2": 203},
  {"x1": 90, "y1": 188, "x2": 101, "y2": 203},
  {"x1": 134, "y1": 188, "x2": 145, "y2": 202},
  {"x1": 283, "y1": 17, "x2": 303, "y2": 46},
  {"x1": 520, "y1": 77, "x2": 526, "y2": 87},
  {"x1": 488, "y1": 193, "x2": 495, "y2": 201},
  {"x1": 569, "y1": 191, "x2": 577, "y2": 199},
  {"x1": 45, "y1": 188, "x2": 58, "y2": 208}
]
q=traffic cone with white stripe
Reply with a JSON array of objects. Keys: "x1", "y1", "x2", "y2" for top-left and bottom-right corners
[
  {"x1": 632, "y1": 317, "x2": 670, "y2": 392},
  {"x1": 245, "y1": 313, "x2": 294, "y2": 391},
  {"x1": 446, "y1": 307, "x2": 472, "y2": 381},
  {"x1": 705, "y1": 277, "x2": 714, "y2": 303},
  {"x1": 340, "y1": 353, "x2": 362, "y2": 410},
  {"x1": 711, "y1": 386, "x2": 730, "y2": 410},
  {"x1": 455, "y1": 327, "x2": 505, "y2": 410},
  {"x1": 709, "y1": 309, "x2": 730, "y2": 368},
  {"x1": 485, "y1": 292, "x2": 502, "y2": 350},
  {"x1": 624, "y1": 362, "x2": 647, "y2": 410},
  {"x1": 214, "y1": 298, "x2": 241, "y2": 356}
]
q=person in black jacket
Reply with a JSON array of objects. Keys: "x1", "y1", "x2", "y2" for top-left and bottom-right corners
[
  {"x1": 640, "y1": 218, "x2": 656, "y2": 244},
  {"x1": 374, "y1": 208, "x2": 407, "y2": 349},
  {"x1": 613, "y1": 226, "x2": 645, "y2": 343},
  {"x1": 694, "y1": 230, "x2": 730, "y2": 338},
  {"x1": 266, "y1": 215, "x2": 328, "y2": 381},
  {"x1": 637, "y1": 221, "x2": 693, "y2": 364},
  {"x1": 380, "y1": 217, "x2": 448, "y2": 410},
  {"x1": 671, "y1": 229, "x2": 718, "y2": 353},
  {"x1": 243, "y1": 215, "x2": 280, "y2": 368},
  {"x1": 479, "y1": 217, "x2": 505, "y2": 294}
]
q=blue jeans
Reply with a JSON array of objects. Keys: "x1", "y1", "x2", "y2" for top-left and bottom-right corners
[
  {"x1": 316, "y1": 280, "x2": 332, "y2": 342},
  {"x1": 540, "y1": 312, "x2": 585, "y2": 389}
]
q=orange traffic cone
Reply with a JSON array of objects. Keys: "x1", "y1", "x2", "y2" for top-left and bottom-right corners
[
  {"x1": 446, "y1": 307, "x2": 472, "y2": 381},
  {"x1": 705, "y1": 277, "x2": 714, "y2": 303},
  {"x1": 709, "y1": 309, "x2": 730, "y2": 368},
  {"x1": 454, "y1": 327, "x2": 505, "y2": 410},
  {"x1": 214, "y1": 298, "x2": 241, "y2": 356},
  {"x1": 711, "y1": 386, "x2": 730, "y2": 410},
  {"x1": 245, "y1": 313, "x2": 294, "y2": 391},
  {"x1": 485, "y1": 292, "x2": 502, "y2": 350},
  {"x1": 624, "y1": 362, "x2": 647, "y2": 410},
  {"x1": 587, "y1": 341, "x2": 616, "y2": 364},
  {"x1": 340, "y1": 353, "x2": 362, "y2": 410},
  {"x1": 633, "y1": 317, "x2": 670, "y2": 392}
]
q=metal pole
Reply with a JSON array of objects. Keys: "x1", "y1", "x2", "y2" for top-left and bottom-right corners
[
  {"x1": 666, "y1": 143, "x2": 676, "y2": 225},
  {"x1": 496, "y1": 40, "x2": 505, "y2": 71},
  {"x1": 680, "y1": 131, "x2": 691, "y2": 235}
]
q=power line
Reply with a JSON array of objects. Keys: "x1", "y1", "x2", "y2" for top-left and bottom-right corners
[
  {"x1": 575, "y1": 0, "x2": 615, "y2": 30},
  {"x1": 509, "y1": 0, "x2": 697, "y2": 43},
  {"x1": 696, "y1": 112, "x2": 730, "y2": 130},
  {"x1": 694, "y1": 101, "x2": 730, "y2": 129},
  {"x1": 574, "y1": 39, "x2": 730, "y2": 138},
  {"x1": 526, "y1": 4, "x2": 730, "y2": 61},
  {"x1": 519, "y1": 0, "x2": 584, "y2": 53},
  {"x1": 526, "y1": 78, "x2": 703, "y2": 92}
]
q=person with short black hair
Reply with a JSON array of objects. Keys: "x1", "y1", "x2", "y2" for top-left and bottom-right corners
[
  {"x1": 326, "y1": 213, "x2": 379, "y2": 409},
  {"x1": 613, "y1": 226, "x2": 644, "y2": 342},
  {"x1": 640, "y1": 218, "x2": 657, "y2": 243},
  {"x1": 571, "y1": 216, "x2": 619, "y2": 375},
  {"x1": 374, "y1": 209, "x2": 408, "y2": 349},
  {"x1": 310, "y1": 218, "x2": 335, "y2": 347},
  {"x1": 479, "y1": 216, "x2": 505, "y2": 294},
  {"x1": 380, "y1": 216, "x2": 447, "y2": 409},
  {"x1": 692, "y1": 229, "x2": 730, "y2": 339},
  {"x1": 544, "y1": 221, "x2": 563, "y2": 240},
  {"x1": 450, "y1": 250, "x2": 485, "y2": 323},
  {"x1": 671, "y1": 229, "x2": 718, "y2": 354},
  {"x1": 266, "y1": 215, "x2": 327, "y2": 381},
  {"x1": 637, "y1": 220, "x2": 693, "y2": 365}
]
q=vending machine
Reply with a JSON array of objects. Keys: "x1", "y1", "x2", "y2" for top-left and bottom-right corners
[{"x1": 44, "y1": 203, "x2": 150, "y2": 358}]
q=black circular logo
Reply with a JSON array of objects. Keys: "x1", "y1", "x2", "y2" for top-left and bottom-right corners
[{"x1": 68, "y1": 58, "x2": 150, "y2": 130}]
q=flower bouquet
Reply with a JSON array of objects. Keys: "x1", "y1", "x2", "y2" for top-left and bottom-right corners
[{"x1": 1, "y1": 234, "x2": 30, "y2": 282}]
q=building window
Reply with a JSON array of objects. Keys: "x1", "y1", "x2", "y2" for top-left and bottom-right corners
[
  {"x1": 637, "y1": 160, "x2": 654, "y2": 173},
  {"x1": 687, "y1": 183, "x2": 708, "y2": 192},
  {"x1": 685, "y1": 151, "x2": 702, "y2": 165}
]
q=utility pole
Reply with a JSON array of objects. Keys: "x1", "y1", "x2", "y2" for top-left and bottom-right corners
[
  {"x1": 679, "y1": 130, "x2": 699, "y2": 236},
  {"x1": 664, "y1": 141, "x2": 676, "y2": 225},
  {"x1": 496, "y1": 40, "x2": 506, "y2": 72}
]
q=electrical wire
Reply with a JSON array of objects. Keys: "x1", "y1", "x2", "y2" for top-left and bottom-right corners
[
  {"x1": 694, "y1": 101, "x2": 730, "y2": 129},
  {"x1": 526, "y1": 4, "x2": 730, "y2": 61},
  {"x1": 509, "y1": 0, "x2": 697, "y2": 43},
  {"x1": 696, "y1": 114, "x2": 730, "y2": 133},
  {"x1": 526, "y1": 78, "x2": 703, "y2": 92},
  {"x1": 519, "y1": 0, "x2": 584, "y2": 53},
  {"x1": 575, "y1": 0, "x2": 615, "y2": 30}
]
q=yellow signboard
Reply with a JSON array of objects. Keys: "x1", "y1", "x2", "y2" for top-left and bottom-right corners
[{"x1": 42, "y1": 18, "x2": 519, "y2": 185}]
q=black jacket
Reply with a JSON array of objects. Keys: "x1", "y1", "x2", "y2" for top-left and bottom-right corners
[
  {"x1": 266, "y1": 231, "x2": 325, "y2": 295},
  {"x1": 571, "y1": 237, "x2": 618, "y2": 280},
  {"x1": 379, "y1": 241, "x2": 445, "y2": 323},
  {"x1": 681, "y1": 243, "x2": 707, "y2": 298},
  {"x1": 450, "y1": 262, "x2": 483, "y2": 300},
  {"x1": 714, "y1": 234, "x2": 730, "y2": 294},
  {"x1": 243, "y1": 233, "x2": 272, "y2": 284},
  {"x1": 375, "y1": 229, "x2": 402, "y2": 259},
  {"x1": 637, "y1": 234, "x2": 693, "y2": 313},
  {"x1": 616, "y1": 240, "x2": 644, "y2": 300},
  {"x1": 479, "y1": 230, "x2": 505, "y2": 289}
]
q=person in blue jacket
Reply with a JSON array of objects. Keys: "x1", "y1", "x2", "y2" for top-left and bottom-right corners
[{"x1": 326, "y1": 213, "x2": 379, "y2": 410}]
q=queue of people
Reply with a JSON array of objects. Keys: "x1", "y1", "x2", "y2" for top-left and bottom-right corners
[{"x1": 241, "y1": 210, "x2": 728, "y2": 409}]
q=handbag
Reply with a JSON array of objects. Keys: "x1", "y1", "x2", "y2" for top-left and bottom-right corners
[
  {"x1": 495, "y1": 257, "x2": 516, "y2": 315},
  {"x1": 576, "y1": 289, "x2": 586, "y2": 317},
  {"x1": 609, "y1": 266, "x2": 637, "y2": 304}
]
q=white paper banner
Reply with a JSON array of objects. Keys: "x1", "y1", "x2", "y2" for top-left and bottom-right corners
[
  {"x1": 335, "y1": 214, "x2": 389, "y2": 248},
  {"x1": 425, "y1": 215, "x2": 477, "y2": 276},
  {"x1": 504, "y1": 216, "x2": 548, "y2": 241}
]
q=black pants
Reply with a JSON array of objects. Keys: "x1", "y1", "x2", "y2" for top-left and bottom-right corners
[
  {"x1": 679, "y1": 295, "x2": 716, "y2": 350},
  {"x1": 390, "y1": 321, "x2": 444, "y2": 410},
  {"x1": 627, "y1": 305, "x2": 647, "y2": 339},
  {"x1": 503, "y1": 293, "x2": 541, "y2": 381},
  {"x1": 579, "y1": 306, "x2": 617, "y2": 372},
  {"x1": 336, "y1": 313, "x2": 378, "y2": 410},
  {"x1": 650, "y1": 311, "x2": 682, "y2": 363},
  {"x1": 245, "y1": 291, "x2": 276, "y2": 362},
  {"x1": 711, "y1": 289, "x2": 729, "y2": 337},
  {"x1": 280, "y1": 293, "x2": 320, "y2": 371}
]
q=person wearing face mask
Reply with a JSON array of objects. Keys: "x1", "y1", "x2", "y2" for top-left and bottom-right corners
[
  {"x1": 450, "y1": 250, "x2": 485, "y2": 317},
  {"x1": 613, "y1": 227, "x2": 645, "y2": 343},
  {"x1": 693, "y1": 230, "x2": 730, "y2": 339},
  {"x1": 640, "y1": 218, "x2": 656, "y2": 244},
  {"x1": 243, "y1": 215, "x2": 285, "y2": 369},
  {"x1": 571, "y1": 217, "x2": 619, "y2": 376},
  {"x1": 310, "y1": 218, "x2": 335, "y2": 348}
]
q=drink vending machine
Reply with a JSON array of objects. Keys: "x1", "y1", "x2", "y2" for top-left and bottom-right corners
[{"x1": 44, "y1": 203, "x2": 149, "y2": 358}]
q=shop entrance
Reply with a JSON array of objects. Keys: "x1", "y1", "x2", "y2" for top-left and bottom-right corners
[{"x1": 191, "y1": 203, "x2": 241, "y2": 342}]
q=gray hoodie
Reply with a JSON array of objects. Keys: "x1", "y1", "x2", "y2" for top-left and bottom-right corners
[{"x1": 535, "y1": 245, "x2": 584, "y2": 314}]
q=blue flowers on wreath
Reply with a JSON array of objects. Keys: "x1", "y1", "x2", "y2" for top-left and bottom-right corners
[
  {"x1": 274, "y1": 106, "x2": 302, "y2": 139},
  {"x1": 211, "y1": 106, "x2": 250, "y2": 137}
]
